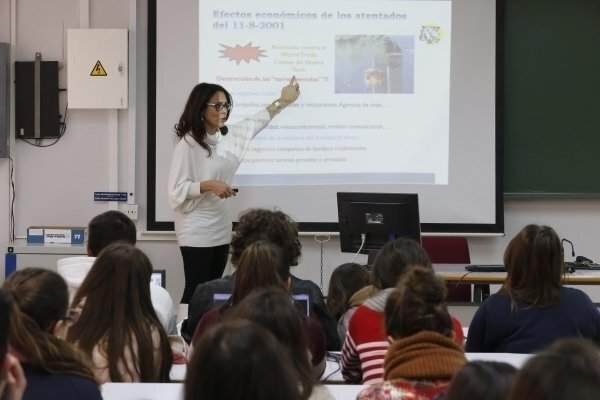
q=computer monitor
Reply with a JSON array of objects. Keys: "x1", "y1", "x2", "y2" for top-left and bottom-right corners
[
  {"x1": 337, "y1": 192, "x2": 421, "y2": 254},
  {"x1": 151, "y1": 270, "x2": 166, "y2": 288}
]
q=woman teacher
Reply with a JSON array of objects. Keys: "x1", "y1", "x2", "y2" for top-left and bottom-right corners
[{"x1": 168, "y1": 77, "x2": 300, "y2": 303}]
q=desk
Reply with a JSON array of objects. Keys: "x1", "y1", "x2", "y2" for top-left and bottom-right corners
[
  {"x1": 322, "y1": 352, "x2": 533, "y2": 383},
  {"x1": 102, "y1": 383, "x2": 364, "y2": 400},
  {"x1": 434, "y1": 264, "x2": 600, "y2": 285},
  {"x1": 434, "y1": 264, "x2": 600, "y2": 302}
]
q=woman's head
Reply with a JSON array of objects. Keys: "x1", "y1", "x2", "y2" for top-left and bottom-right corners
[
  {"x1": 503, "y1": 224, "x2": 563, "y2": 305},
  {"x1": 175, "y1": 83, "x2": 233, "y2": 155},
  {"x1": 229, "y1": 288, "x2": 314, "y2": 396},
  {"x1": 231, "y1": 241, "x2": 285, "y2": 305},
  {"x1": 327, "y1": 263, "x2": 370, "y2": 320},
  {"x1": 2, "y1": 269, "x2": 95, "y2": 381},
  {"x1": 445, "y1": 361, "x2": 517, "y2": 400},
  {"x1": 385, "y1": 266, "x2": 452, "y2": 339},
  {"x1": 510, "y1": 338, "x2": 600, "y2": 400},
  {"x1": 185, "y1": 319, "x2": 303, "y2": 400},
  {"x1": 231, "y1": 208, "x2": 302, "y2": 271},
  {"x1": 3, "y1": 268, "x2": 69, "y2": 333},
  {"x1": 373, "y1": 238, "x2": 431, "y2": 289},
  {"x1": 68, "y1": 243, "x2": 172, "y2": 382}
]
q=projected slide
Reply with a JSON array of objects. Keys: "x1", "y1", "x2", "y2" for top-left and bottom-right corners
[{"x1": 198, "y1": 0, "x2": 451, "y2": 186}]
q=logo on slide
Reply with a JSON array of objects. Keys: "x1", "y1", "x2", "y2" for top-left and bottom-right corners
[
  {"x1": 219, "y1": 42, "x2": 267, "y2": 65},
  {"x1": 419, "y1": 26, "x2": 442, "y2": 44}
]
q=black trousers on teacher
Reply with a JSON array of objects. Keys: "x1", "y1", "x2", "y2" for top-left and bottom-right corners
[{"x1": 179, "y1": 244, "x2": 229, "y2": 304}]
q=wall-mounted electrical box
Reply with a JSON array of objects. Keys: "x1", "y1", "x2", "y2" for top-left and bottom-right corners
[
  {"x1": 67, "y1": 29, "x2": 128, "y2": 109},
  {"x1": 15, "y1": 54, "x2": 60, "y2": 139}
]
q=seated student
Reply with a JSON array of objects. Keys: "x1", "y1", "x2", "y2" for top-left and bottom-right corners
[
  {"x1": 0, "y1": 289, "x2": 26, "y2": 400},
  {"x1": 229, "y1": 288, "x2": 332, "y2": 399},
  {"x1": 326, "y1": 262, "x2": 371, "y2": 343},
  {"x1": 191, "y1": 241, "x2": 326, "y2": 375},
  {"x1": 444, "y1": 361, "x2": 517, "y2": 400},
  {"x1": 185, "y1": 320, "x2": 303, "y2": 400},
  {"x1": 183, "y1": 208, "x2": 339, "y2": 350},
  {"x1": 357, "y1": 267, "x2": 466, "y2": 400},
  {"x1": 341, "y1": 238, "x2": 464, "y2": 385},
  {"x1": 466, "y1": 224, "x2": 600, "y2": 353},
  {"x1": 66, "y1": 243, "x2": 173, "y2": 383},
  {"x1": 3, "y1": 269, "x2": 101, "y2": 400},
  {"x1": 57, "y1": 210, "x2": 177, "y2": 334},
  {"x1": 510, "y1": 338, "x2": 600, "y2": 400}
]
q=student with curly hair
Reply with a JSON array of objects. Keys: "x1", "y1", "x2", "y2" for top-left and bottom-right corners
[
  {"x1": 466, "y1": 224, "x2": 600, "y2": 353},
  {"x1": 183, "y1": 208, "x2": 339, "y2": 350},
  {"x1": 3, "y1": 269, "x2": 101, "y2": 400},
  {"x1": 357, "y1": 267, "x2": 466, "y2": 400},
  {"x1": 191, "y1": 241, "x2": 327, "y2": 376}
]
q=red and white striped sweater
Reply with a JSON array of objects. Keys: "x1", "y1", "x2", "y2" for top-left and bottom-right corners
[{"x1": 341, "y1": 290, "x2": 464, "y2": 385}]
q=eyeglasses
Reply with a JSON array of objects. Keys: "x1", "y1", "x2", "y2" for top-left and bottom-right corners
[{"x1": 207, "y1": 102, "x2": 231, "y2": 112}]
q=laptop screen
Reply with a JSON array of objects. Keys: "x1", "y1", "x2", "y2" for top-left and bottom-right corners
[
  {"x1": 151, "y1": 270, "x2": 166, "y2": 288},
  {"x1": 212, "y1": 292, "x2": 310, "y2": 316}
]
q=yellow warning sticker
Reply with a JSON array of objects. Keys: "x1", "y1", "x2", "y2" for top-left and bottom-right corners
[{"x1": 90, "y1": 60, "x2": 108, "y2": 77}]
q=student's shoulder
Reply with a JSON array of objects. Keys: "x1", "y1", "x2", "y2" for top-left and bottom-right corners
[
  {"x1": 561, "y1": 286, "x2": 594, "y2": 303},
  {"x1": 23, "y1": 366, "x2": 101, "y2": 400}
]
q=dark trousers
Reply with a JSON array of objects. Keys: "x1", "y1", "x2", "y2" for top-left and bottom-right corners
[{"x1": 179, "y1": 244, "x2": 229, "y2": 304}]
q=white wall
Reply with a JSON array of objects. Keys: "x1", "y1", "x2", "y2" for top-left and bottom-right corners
[{"x1": 2, "y1": 0, "x2": 600, "y2": 309}]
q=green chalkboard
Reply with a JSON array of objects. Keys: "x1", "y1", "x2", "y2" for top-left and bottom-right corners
[{"x1": 502, "y1": 0, "x2": 600, "y2": 196}]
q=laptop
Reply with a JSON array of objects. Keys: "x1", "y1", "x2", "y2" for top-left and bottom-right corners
[{"x1": 212, "y1": 292, "x2": 310, "y2": 316}]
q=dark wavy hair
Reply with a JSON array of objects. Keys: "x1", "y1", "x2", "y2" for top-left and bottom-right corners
[
  {"x1": 174, "y1": 83, "x2": 233, "y2": 156},
  {"x1": 231, "y1": 209, "x2": 302, "y2": 272},
  {"x1": 373, "y1": 238, "x2": 431, "y2": 289},
  {"x1": 502, "y1": 224, "x2": 564, "y2": 306},
  {"x1": 385, "y1": 266, "x2": 452, "y2": 339}
]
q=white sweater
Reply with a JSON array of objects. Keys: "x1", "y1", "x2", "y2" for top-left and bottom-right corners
[{"x1": 167, "y1": 109, "x2": 271, "y2": 247}]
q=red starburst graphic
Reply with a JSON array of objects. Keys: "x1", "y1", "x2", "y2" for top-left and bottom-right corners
[{"x1": 219, "y1": 42, "x2": 267, "y2": 65}]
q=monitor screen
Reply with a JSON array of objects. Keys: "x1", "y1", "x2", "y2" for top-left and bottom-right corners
[
  {"x1": 151, "y1": 270, "x2": 166, "y2": 288},
  {"x1": 337, "y1": 192, "x2": 420, "y2": 254},
  {"x1": 212, "y1": 292, "x2": 310, "y2": 316}
]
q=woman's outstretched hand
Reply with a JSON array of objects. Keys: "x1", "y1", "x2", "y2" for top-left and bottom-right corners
[{"x1": 279, "y1": 76, "x2": 300, "y2": 105}]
